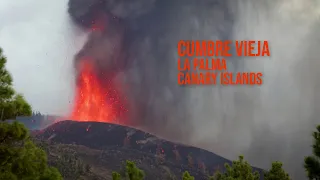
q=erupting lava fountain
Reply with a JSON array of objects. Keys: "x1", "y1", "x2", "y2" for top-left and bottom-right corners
[{"x1": 69, "y1": 60, "x2": 127, "y2": 124}]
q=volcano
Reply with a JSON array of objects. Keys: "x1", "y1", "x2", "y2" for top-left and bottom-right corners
[{"x1": 32, "y1": 120, "x2": 263, "y2": 179}]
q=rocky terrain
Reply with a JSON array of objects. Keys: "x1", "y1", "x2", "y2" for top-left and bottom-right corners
[{"x1": 29, "y1": 120, "x2": 263, "y2": 180}]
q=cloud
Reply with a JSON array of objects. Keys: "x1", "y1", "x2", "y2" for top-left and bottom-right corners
[{"x1": 0, "y1": 0, "x2": 87, "y2": 115}]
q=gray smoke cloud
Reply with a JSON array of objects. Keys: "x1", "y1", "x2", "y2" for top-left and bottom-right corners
[{"x1": 71, "y1": 0, "x2": 320, "y2": 179}]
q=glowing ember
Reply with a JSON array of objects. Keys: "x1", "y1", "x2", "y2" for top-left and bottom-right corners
[
  {"x1": 70, "y1": 60, "x2": 123, "y2": 123},
  {"x1": 90, "y1": 14, "x2": 107, "y2": 32},
  {"x1": 91, "y1": 21, "x2": 104, "y2": 32}
]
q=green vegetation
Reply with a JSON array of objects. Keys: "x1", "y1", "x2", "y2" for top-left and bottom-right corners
[
  {"x1": 304, "y1": 125, "x2": 320, "y2": 179},
  {"x1": 0, "y1": 47, "x2": 62, "y2": 180},
  {"x1": 182, "y1": 171, "x2": 195, "y2": 180},
  {"x1": 0, "y1": 48, "x2": 31, "y2": 120},
  {"x1": 0, "y1": 117, "x2": 62, "y2": 180},
  {"x1": 125, "y1": 160, "x2": 145, "y2": 180},
  {"x1": 264, "y1": 162, "x2": 290, "y2": 180},
  {"x1": 212, "y1": 156, "x2": 260, "y2": 180},
  {"x1": 36, "y1": 140, "x2": 95, "y2": 179},
  {"x1": 209, "y1": 156, "x2": 289, "y2": 180},
  {"x1": 111, "y1": 160, "x2": 145, "y2": 180},
  {"x1": 111, "y1": 157, "x2": 290, "y2": 180},
  {"x1": 112, "y1": 172, "x2": 122, "y2": 180}
]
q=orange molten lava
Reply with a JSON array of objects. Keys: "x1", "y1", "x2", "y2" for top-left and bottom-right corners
[{"x1": 70, "y1": 61, "x2": 121, "y2": 123}]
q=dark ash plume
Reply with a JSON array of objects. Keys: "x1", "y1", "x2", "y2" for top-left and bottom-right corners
[
  {"x1": 68, "y1": 0, "x2": 320, "y2": 179},
  {"x1": 68, "y1": 0, "x2": 235, "y2": 137}
]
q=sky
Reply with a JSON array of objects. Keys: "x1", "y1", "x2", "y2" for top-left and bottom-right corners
[{"x1": 0, "y1": 0, "x2": 87, "y2": 115}]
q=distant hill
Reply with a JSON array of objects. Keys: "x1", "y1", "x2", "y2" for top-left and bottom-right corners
[
  {"x1": 31, "y1": 120, "x2": 264, "y2": 179},
  {"x1": 10, "y1": 115, "x2": 62, "y2": 130}
]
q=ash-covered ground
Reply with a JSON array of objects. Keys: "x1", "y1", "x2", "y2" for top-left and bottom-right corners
[{"x1": 33, "y1": 120, "x2": 263, "y2": 179}]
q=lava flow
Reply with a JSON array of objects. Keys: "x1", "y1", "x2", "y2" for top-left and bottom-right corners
[{"x1": 70, "y1": 60, "x2": 125, "y2": 123}]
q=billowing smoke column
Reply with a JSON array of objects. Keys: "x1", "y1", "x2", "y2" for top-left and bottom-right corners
[
  {"x1": 67, "y1": 0, "x2": 232, "y2": 137},
  {"x1": 68, "y1": 0, "x2": 320, "y2": 179}
]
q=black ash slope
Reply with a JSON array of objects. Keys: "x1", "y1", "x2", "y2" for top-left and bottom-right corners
[{"x1": 34, "y1": 120, "x2": 263, "y2": 179}]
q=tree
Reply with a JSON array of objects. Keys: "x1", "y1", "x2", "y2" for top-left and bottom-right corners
[
  {"x1": 125, "y1": 160, "x2": 145, "y2": 180},
  {"x1": 0, "y1": 47, "x2": 62, "y2": 179},
  {"x1": 0, "y1": 48, "x2": 31, "y2": 120},
  {"x1": 212, "y1": 156, "x2": 260, "y2": 180},
  {"x1": 264, "y1": 162, "x2": 290, "y2": 180},
  {"x1": 112, "y1": 172, "x2": 121, "y2": 180},
  {"x1": 0, "y1": 121, "x2": 62, "y2": 179},
  {"x1": 112, "y1": 160, "x2": 144, "y2": 180},
  {"x1": 305, "y1": 125, "x2": 320, "y2": 179},
  {"x1": 40, "y1": 167, "x2": 63, "y2": 180},
  {"x1": 182, "y1": 171, "x2": 195, "y2": 180}
]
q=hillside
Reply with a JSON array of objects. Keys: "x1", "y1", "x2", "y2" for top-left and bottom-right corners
[
  {"x1": 30, "y1": 120, "x2": 263, "y2": 179},
  {"x1": 8, "y1": 115, "x2": 61, "y2": 130}
]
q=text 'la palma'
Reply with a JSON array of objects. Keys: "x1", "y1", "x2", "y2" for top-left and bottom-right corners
[{"x1": 177, "y1": 40, "x2": 269, "y2": 85}]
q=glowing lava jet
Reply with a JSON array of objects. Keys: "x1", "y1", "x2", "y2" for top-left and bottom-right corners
[{"x1": 70, "y1": 60, "x2": 126, "y2": 124}]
